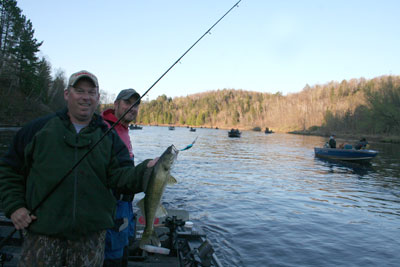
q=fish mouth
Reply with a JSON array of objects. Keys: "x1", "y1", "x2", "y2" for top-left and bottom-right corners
[
  {"x1": 171, "y1": 145, "x2": 179, "y2": 161},
  {"x1": 162, "y1": 145, "x2": 178, "y2": 163},
  {"x1": 161, "y1": 145, "x2": 178, "y2": 157},
  {"x1": 171, "y1": 145, "x2": 178, "y2": 155},
  {"x1": 169, "y1": 145, "x2": 179, "y2": 162}
]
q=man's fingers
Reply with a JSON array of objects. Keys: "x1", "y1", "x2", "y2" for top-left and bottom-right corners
[
  {"x1": 147, "y1": 157, "x2": 159, "y2": 168},
  {"x1": 14, "y1": 215, "x2": 31, "y2": 229},
  {"x1": 11, "y1": 207, "x2": 35, "y2": 230}
]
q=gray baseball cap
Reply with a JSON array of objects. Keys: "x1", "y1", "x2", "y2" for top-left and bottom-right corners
[
  {"x1": 66, "y1": 70, "x2": 99, "y2": 90},
  {"x1": 115, "y1": 88, "x2": 141, "y2": 103}
]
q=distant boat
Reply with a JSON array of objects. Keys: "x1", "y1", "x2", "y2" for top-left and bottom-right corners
[
  {"x1": 129, "y1": 124, "x2": 142, "y2": 130},
  {"x1": 314, "y1": 147, "x2": 378, "y2": 163},
  {"x1": 264, "y1": 127, "x2": 273, "y2": 134},
  {"x1": 189, "y1": 127, "x2": 196, "y2": 132},
  {"x1": 228, "y1": 129, "x2": 241, "y2": 138},
  {"x1": 168, "y1": 126, "x2": 175, "y2": 130}
]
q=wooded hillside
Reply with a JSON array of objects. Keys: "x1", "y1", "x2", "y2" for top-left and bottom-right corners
[{"x1": 135, "y1": 75, "x2": 400, "y2": 136}]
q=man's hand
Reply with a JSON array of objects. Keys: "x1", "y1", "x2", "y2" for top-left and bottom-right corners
[
  {"x1": 10, "y1": 207, "x2": 37, "y2": 230},
  {"x1": 147, "y1": 157, "x2": 159, "y2": 168}
]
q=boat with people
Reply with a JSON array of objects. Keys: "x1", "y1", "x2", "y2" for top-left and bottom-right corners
[
  {"x1": 189, "y1": 127, "x2": 196, "y2": 132},
  {"x1": 228, "y1": 129, "x2": 241, "y2": 138},
  {"x1": 0, "y1": 209, "x2": 222, "y2": 267},
  {"x1": 168, "y1": 126, "x2": 175, "y2": 130},
  {"x1": 314, "y1": 147, "x2": 378, "y2": 163},
  {"x1": 129, "y1": 124, "x2": 143, "y2": 130},
  {"x1": 264, "y1": 127, "x2": 273, "y2": 134}
]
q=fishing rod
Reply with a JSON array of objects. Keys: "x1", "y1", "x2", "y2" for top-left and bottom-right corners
[{"x1": 0, "y1": 0, "x2": 241, "y2": 249}]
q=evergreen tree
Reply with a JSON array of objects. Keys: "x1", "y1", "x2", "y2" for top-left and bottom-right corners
[
  {"x1": 0, "y1": 0, "x2": 43, "y2": 97},
  {"x1": 35, "y1": 57, "x2": 52, "y2": 102}
]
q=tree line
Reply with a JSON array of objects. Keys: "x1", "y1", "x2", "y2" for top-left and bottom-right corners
[{"x1": 134, "y1": 75, "x2": 400, "y2": 136}]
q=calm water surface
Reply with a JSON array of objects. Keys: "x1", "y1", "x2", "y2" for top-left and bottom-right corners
[{"x1": 1, "y1": 127, "x2": 399, "y2": 266}]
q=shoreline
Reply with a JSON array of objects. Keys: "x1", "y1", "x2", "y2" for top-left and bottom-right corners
[
  {"x1": 288, "y1": 130, "x2": 400, "y2": 144},
  {"x1": 2, "y1": 124, "x2": 398, "y2": 144}
]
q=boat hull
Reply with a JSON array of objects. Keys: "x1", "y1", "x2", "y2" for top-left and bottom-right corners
[
  {"x1": 314, "y1": 147, "x2": 378, "y2": 162},
  {"x1": 228, "y1": 132, "x2": 241, "y2": 138},
  {"x1": 228, "y1": 129, "x2": 241, "y2": 138}
]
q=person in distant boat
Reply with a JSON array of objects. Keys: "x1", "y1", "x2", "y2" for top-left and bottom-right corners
[
  {"x1": 328, "y1": 134, "x2": 336, "y2": 148},
  {"x1": 0, "y1": 70, "x2": 157, "y2": 266},
  {"x1": 355, "y1": 137, "x2": 368, "y2": 150},
  {"x1": 101, "y1": 88, "x2": 142, "y2": 267}
]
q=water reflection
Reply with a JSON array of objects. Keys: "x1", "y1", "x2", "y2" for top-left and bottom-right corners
[{"x1": 314, "y1": 157, "x2": 375, "y2": 176}]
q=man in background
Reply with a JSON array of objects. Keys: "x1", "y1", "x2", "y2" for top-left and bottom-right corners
[
  {"x1": 329, "y1": 134, "x2": 336, "y2": 148},
  {"x1": 355, "y1": 137, "x2": 368, "y2": 150},
  {"x1": 101, "y1": 88, "x2": 142, "y2": 266}
]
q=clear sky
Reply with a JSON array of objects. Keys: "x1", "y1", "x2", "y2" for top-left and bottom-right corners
[{"x1": 17, "y1": 0, "x2": 400, "y2": 101}]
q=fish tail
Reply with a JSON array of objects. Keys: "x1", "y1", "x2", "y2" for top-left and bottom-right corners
[{"x1": 139, "y1": 230, "x2": 161, "y2": 249}]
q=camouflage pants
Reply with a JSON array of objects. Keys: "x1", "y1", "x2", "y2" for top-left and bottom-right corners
[{"x1": 18, "y1": 230, "x2": 106, "y2": 267}]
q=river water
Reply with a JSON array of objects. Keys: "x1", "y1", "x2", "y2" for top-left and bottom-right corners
[{"x1": 1, "y1": 127, "x2": 399, "y2": 266}]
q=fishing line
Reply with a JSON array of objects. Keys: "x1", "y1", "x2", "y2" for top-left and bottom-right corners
[{"x1": 0, "y1": 0, "x2": 242, "y2": 249}]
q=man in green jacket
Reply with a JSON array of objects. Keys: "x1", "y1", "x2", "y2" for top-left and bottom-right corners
[{"x1": 0, "y1": 70, "x2": 157, "y2": 266}]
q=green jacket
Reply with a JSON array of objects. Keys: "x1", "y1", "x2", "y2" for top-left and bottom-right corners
[{"x1": 0, "y1": 108, "x2": 149, "y2": 239}]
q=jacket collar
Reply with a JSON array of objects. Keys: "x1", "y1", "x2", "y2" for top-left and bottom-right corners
[
  {"x1": 101, "y1": 109, "x2": 128, "y2": 129},
  {"x1": 57, "y1": 107, "x2": 107, "y2": 131}
]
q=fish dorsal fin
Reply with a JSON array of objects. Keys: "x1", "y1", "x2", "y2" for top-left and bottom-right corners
[
  {"x1": 155, "y1": 204, "x2": 168, "y2": 218},
  {"x1": 167, "y1": 175, "x2": 177, "y2": 185}
]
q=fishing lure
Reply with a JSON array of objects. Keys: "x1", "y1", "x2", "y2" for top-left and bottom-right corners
[{"x1": 180, "y1": 136, "x2": 199, "y2": 151}]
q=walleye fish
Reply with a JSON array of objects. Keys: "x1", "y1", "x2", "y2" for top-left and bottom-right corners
[{"x1": 137, "y1": 145, "x2": 178, "y2": 249}]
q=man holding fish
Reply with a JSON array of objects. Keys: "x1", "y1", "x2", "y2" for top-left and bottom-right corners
[{"x1": 0, "y1": 70, "x2": 158, "y2": 266}]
